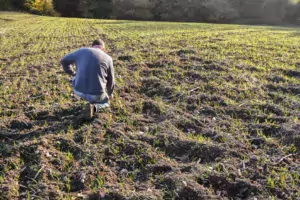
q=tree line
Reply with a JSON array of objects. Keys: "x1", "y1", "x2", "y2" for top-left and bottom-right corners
[{"x1": 1, "y1": 0, "x2": 300, "y2": 25}]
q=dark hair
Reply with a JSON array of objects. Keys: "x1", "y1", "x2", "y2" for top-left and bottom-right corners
[{"x1": 92, "y1": 39, "x2": 105, "y2": 48}]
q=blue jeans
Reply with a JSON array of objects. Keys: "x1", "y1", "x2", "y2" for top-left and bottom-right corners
[
  {"x1": 74, "y1": 89, "x2": 109, "y2": 103},
  {"x1": 74, "y1": 89, "x2": 110, "y2": 111},
  {"x1": 73, "y1": 77, "x2": 110, "y2": 111}
]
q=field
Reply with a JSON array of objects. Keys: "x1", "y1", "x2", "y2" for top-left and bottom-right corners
[{"x1": 0, "y1": 12, "x2": 300, "y2": 199}]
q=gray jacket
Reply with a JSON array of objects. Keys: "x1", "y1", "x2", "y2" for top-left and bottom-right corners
[{"x1": 61, "y1": 48, "x2": 115, "y2": 96}]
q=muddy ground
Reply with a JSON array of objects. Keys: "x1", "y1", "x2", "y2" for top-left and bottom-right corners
[{"x1": 0, "y1": 13, "x2": 299, "y2": 199}]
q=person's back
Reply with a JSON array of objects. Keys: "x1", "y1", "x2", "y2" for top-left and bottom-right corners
[
  {"x1": 68, "y1": 47, "x2": 114, "y2": 96},
  {"x1": 61, "y1": 39, "x2": 115, "y2": 118}
]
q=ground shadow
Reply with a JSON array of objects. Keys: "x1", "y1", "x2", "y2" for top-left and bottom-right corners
[
  {"x1": 94, "y1": 21, "x2": 139, "y2": 25},
  {"x1": 18, "y1": 144, "x2": 42, "y2": 200},
  {"x1": 288, "y1": 31, "x2": 300, "y2": 38},
  {"x1": 0, "y1": 105, "x2": 94, "y2": 141},
  {"x1": 0, "y1": 104, "x2": 97, "y2": 199},
  {"x1": 0, "y1": 17, "x2": 14, "y2": 22}
]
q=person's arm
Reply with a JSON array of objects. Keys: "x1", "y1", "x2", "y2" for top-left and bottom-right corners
[
  {"x1": 61, "y1": 50, "x2": 79, "y2": 76},
  {"x1": 107, "y1": 58, "x2": 115, "y2": 98}
]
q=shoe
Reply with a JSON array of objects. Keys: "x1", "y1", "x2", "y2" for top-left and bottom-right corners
[
  {"x1": 94, "y1": 103, "x2": 110, "y2": 113},
  {"x1": 90, "y1": 104, "x2": 96, "y2": 118}
]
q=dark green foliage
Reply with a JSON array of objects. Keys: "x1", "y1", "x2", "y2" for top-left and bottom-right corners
[
  {"x1": 285, "y1": 2, "x2": 300, "y2": 24},
  {"x1": 83, "y1": 0, "x2": 113, "y2": 18},
  {"x1": 0, "y1": 0, "x2": 27, "y2": 10},
  {"x1": 53, "y1": 0, "x2": 80, "y2": 17},
  {"x1": 0, "y1": 0, "x2": 12, "y2": 10},
  {"x1": 12, "y1": 0, "x2": 26, "y2": 9},
  {"x1": 52, "y1": 0, "x2": 112, "y2": 18}
]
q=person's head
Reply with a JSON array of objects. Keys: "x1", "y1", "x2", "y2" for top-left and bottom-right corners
[{"x1": 92, "y1": 39, "x2": 105, "y2": 50}]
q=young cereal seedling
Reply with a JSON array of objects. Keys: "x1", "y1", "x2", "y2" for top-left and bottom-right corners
[{"x1": 0, "y1": 11, "x2": 299, "y2": 200}]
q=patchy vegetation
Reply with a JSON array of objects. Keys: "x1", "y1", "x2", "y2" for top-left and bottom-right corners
[{"x1": 0, "y1": 12, "x2": 300, "y2": 199}]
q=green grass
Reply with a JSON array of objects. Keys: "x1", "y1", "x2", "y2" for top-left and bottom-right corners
[{"x1": 0, "y1": 12, "x2": 299, "y2": 199}]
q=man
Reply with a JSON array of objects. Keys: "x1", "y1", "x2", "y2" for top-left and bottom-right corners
[{"x1": 61, "y1": 39, "x2": 115, "y2": 118}]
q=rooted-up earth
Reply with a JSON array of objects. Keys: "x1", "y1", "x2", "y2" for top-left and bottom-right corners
[{"x1": 0, "y1": 12, "x2": 299, "y2": 199}]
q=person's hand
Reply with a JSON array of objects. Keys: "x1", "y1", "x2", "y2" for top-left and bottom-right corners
[{"x1": 109, "y1": 94, "x2": 114, "y2": 100}]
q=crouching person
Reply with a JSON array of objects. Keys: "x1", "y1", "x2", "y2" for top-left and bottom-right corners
[{"x1": 61, "y1": 39, "x2": 115, "y2": 118}]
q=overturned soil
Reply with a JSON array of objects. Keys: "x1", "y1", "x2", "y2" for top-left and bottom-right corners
[{"x1": 0, "y1": 13, "x2": 299, "y2": 200}]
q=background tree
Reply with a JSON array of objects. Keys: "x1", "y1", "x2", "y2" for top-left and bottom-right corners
[
  {"x1": 26, "y1": 0, "x2": 57, "y2": 15},
  {"x1": 79, "y1": 0, "x2": 113, "y2": 18},
  {"x1": 112, "y1": 0, "x2": 154, "y2": 20},
  {"x1": 0, "y1": 0, "x2": 13, "y2": 10},
  {"x1": 1, "y1": 0, "x2": 300, "y2": 25},
  {"x1": 200, "y1": 0, "x2": 239, "y2": 22},
  {"x1": 11, "y1": 0, "x2": 27, "y2": 9},
  {"x1": 261, "y1": 0, "x2": 289, "y2": 24},
  {"x1": 53, "y1": 0, "x2": 80, "y2": 17}
]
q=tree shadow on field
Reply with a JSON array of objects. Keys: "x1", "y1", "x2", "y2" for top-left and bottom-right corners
[
  {"x1": 0, "y1": 17, "x2": 14, "y2": 22},
  {"x1": 288, "y1": 31, "x2": 300, "y2": 38},
  {"x1": 94, "y1": 21, "x2": 137, "y2": 25},
  {"x1": 0, "y1": 104, "x2": 94, "y2": 141}
]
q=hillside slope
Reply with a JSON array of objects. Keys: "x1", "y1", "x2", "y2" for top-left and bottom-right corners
[{"x1": 0, "y1": 12, "x2": 299, "y2": 199}]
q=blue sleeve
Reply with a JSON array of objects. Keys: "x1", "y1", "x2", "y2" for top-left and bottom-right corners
[
  {"x1": 107, "y1": 58, "x2": 115, "y2": 96},
  {"x1": 61, "y1": 50, "x2": 79, "y2": 76}
]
